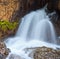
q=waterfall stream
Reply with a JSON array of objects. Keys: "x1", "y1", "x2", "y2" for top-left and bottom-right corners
[{"x1": 5, "y1": 8, "x2": 60, "y2": 59}]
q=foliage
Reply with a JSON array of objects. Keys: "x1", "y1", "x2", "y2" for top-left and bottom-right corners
[{"x1": 0, "y1": 20, "x2": 18, "y2": 32}]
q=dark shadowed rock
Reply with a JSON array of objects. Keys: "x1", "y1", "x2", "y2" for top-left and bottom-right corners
[
  {"x1": 0, "y1": 41, "x2": 10, "y2": 59},
  {"x1": 49, "y1": 12, "x2": 60, "y2": 36},
  {"x1": 47, "y1": 0, "x2": 60, "y2": 14},
  {"x1": 0, "y1": 54, "x2": 5, "y2": 59}
]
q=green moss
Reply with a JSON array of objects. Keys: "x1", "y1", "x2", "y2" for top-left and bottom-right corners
[{"x1": 0, "y1": 20, "x2": 18, "y2": 32}]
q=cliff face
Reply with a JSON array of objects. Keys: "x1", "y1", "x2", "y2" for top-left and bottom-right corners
[
  {"x1": 0, "y1": 0, "x2": 60, "y2": 21},
  {"x1": 0, "y1": 0, "x2": 20, "y2": 39},
  {"x1": 48, "y1": 0, "x2": 60, "y2": 11},
  {"x1": 20, "y1": 0, "x2": 60, "y2": 13},
  {"x1": 0, "y1": 0, "x2": 20, "y2": 21}
]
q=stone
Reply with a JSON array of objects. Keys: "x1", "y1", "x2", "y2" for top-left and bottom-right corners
[
  {"x1": 49, "y1": 12, "x2": 60, "y2": 37},
  {"x1": 0, "y1": 54, "x2": 5, "y2": 59},
  {"x1": 33, "y1": 47, "x2": 60, "y2": 59},
  {"x1": 0, "y1": 41, "x2": 10, "y2": 59},
  {"x1": 0, "y1": 0, "x2": 60, "y2": 21},
  {"x1": 0, "y1": 0, "x2": 20, "y2": 21},
  {"x1": 47, "y1": 0, "x2": 60, "y2": 13}
]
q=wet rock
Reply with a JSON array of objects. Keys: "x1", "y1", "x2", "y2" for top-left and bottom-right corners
[
  {"x1": 0, "y1": 54, "x2": 5, "y2": 59},
  {"x1": 47, "y1": 11, "x2": 60, "y2": 38},
  {"x1": 0, "y1": 41, "x2": 10, "y2": 59},
  {"x1": 51, "y1": 14, "x2": 60, "y2": 36},
  {"x1": 33, "y1": 46, "x2": 60, "y2": 59},
  {"x1": 54, "y1": 20, "x2": 60, "y2": 36}
]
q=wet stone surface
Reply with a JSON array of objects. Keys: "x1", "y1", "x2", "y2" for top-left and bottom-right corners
[
  {"x1": 0, "y1": 41, "x2": 10, "y2": 59},
  {"x1": 33, "y1": 47, "x2": 60, "y2": 59}
]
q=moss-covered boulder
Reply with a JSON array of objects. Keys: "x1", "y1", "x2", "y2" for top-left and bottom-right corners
[{"x1": 0, "y1": 20, "x2": 18, "y2": 40}]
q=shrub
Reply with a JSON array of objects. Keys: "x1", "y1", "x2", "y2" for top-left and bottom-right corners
[{"x1": 0, "y1": 20, "x2": 18, "y2": 32}]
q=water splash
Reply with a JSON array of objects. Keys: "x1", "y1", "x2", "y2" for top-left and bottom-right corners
[{"x1": 5, "y1": 8, "x2": 60, "y2": 59}]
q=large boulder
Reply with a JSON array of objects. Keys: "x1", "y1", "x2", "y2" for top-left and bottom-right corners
[{"x1": 29, "y1": 47, "x2": 60, "y2": 59}]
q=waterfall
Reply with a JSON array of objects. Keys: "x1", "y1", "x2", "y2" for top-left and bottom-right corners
[
  {"x1": 5, "y1": 8, "x2": 60, "y2": 59},
  {"x1": 16, "y1": 9, "x2": 56, "y2": 43}
]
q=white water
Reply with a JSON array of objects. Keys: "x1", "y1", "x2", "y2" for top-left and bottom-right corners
[{"x1": 5, "y1": 9, "x2": 60, "y2": 59}]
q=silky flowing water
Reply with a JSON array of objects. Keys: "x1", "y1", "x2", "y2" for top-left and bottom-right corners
[{"x1": 5, "y1": 8, "x2": 60, "y2": 59}]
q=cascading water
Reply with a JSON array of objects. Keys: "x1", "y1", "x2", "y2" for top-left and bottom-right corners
[{"x1": 5, "y1": 8, "x2": 60, "y2": 59}]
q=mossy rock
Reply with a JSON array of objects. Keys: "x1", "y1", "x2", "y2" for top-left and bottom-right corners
[{"x1": 0, "y1": 20, "x2": 18, "y2": 40}]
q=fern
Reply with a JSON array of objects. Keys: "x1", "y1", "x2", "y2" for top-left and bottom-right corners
[{"x1": 0, "y1": 20, "x2": 18, "y2": 32}]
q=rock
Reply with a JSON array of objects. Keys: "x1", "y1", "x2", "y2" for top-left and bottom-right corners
[
  {"x1": 33, "y1": 46, "x2": 60, "y2": 59},
  {"x1": 47, "y1": 0, "x2": 60, "y2": 14},
  {"x1": 0, "y1": 41, "x2": 10, "y2": 59},
  {"x1": 0, "y1": 0, "x2": 20, "y2": 21},
  {"x1": 0, "y1": 54, "x2": 6, "y2": 59},
  {"x1": 0, "y1": 0, "x2": 60, "y2": 21},
  {"x1": 19, "y1": 0, "x2": 48, "y2": 14},
  {"x1": 25, "y1": 47, "x2": 60, "y2": 59},
  {"x1": 54, "y1": 20, "x2": 60, "y2": 36},
  {"x1": 25, "y1": 0, "x2": 48, "y2": 11}
]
